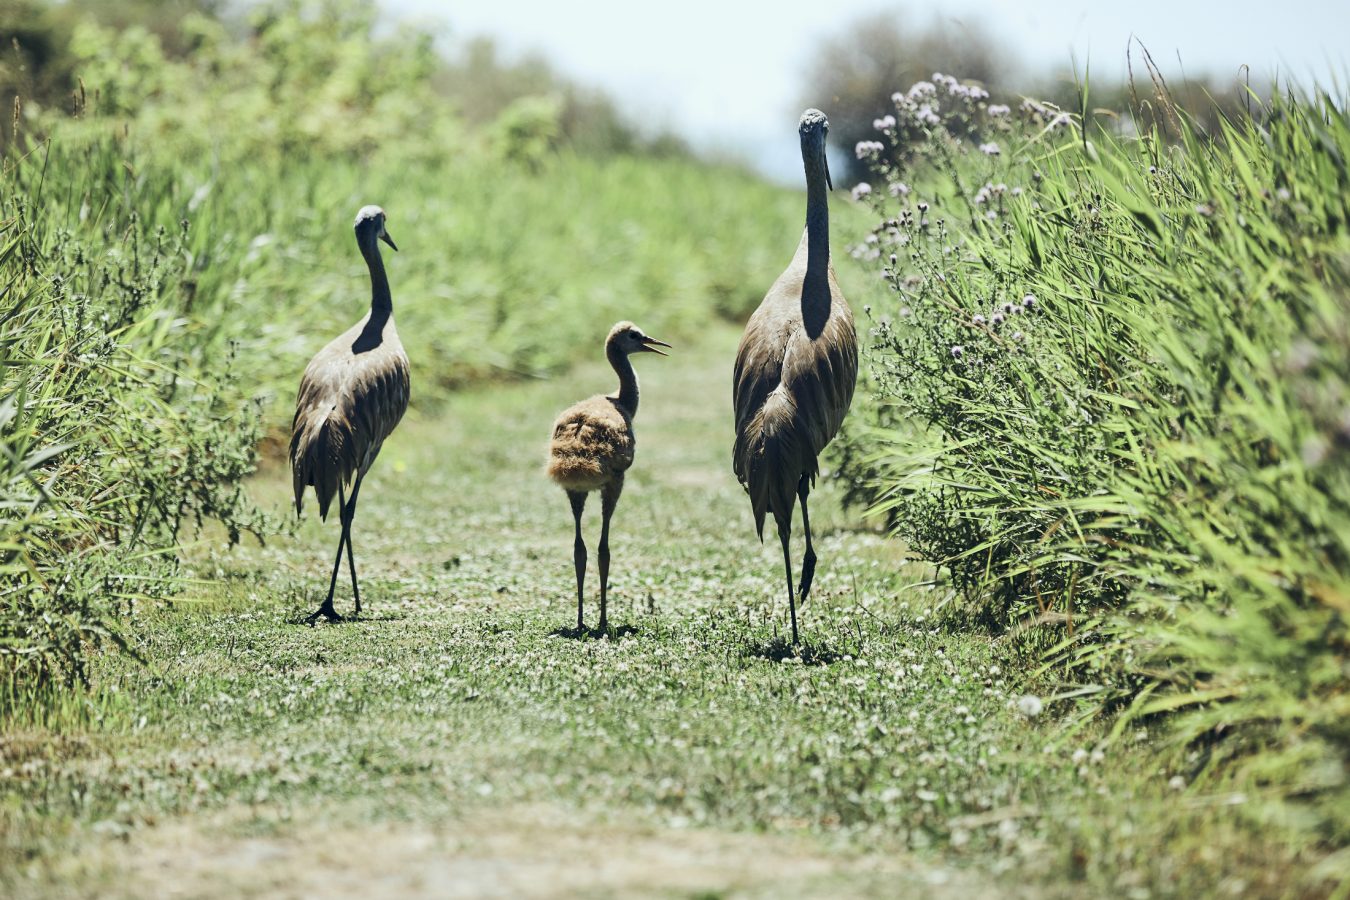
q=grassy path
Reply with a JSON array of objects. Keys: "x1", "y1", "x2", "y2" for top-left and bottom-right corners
[{"x1": 1, "y1": 326, "x2": 1288, "y2": 897}]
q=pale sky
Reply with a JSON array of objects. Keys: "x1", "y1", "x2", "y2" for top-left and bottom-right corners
[{"x1": 389, "y1": 0, "x2": 1347, "y2": 180}]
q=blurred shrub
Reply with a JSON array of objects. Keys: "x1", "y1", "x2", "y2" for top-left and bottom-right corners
[
  {"x1": 489, "y1": 94, "x2": 562, "y2": 169},
  {"x1": 806, "y1": 12, "x2": 1256, "y2": 184}
]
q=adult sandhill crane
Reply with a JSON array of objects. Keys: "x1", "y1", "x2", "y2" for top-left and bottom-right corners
[
  {"x1": 733, "y1": 109, "x2": 857, "y2": 646},
  {"x1": 547, "y1": 321, "x2": 670, "y2": 634},
  {"x1": 290, "y1": 205, "x2": 410, "y2": 625}
]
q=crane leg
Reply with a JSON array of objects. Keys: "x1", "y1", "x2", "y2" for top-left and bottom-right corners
[
  {"x1": 597, "y1": 478, "x2": 623, "y2": 635},
  {"x1": 343, "y1": 475, "x2": 365, "y2": 616},
  {"x1": 306, "y1": 482, "x2": 347, "y2": 625},
  {"x1": 797, "y1": 475, "x2": 817, "y2": 606},
  {"x1": 777, "y1": 514, "x2": 799, "y2": 646},
  {"x1": 568, "y1": 491, "x2": 587, "y2": 631}
]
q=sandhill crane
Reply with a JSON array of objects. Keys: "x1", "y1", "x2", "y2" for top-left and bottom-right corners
[
  {"x1": 733, "y1": 109, "x2": 857, "y2": 646},
  {"x1": 290, "y1": 205, "x2": 410, "y2": 625},
  {"x1": 547, "y1": 321, "x2": 670, "y2": 634}
]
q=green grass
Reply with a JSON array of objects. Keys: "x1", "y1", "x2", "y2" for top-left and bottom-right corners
[{"x1": 0, "y1": 326, "x2": 1330, "y2": 897}]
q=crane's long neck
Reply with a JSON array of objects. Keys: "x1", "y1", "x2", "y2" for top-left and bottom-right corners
[
  {"x1": 802, "y1": 142, "x2": 831, "y2": 290},
  {"x1": 608, "y1": 342, "x2": 639, "y2": 417},
  {"x1": 359, "y1": 234, "x2": 392, "y2": 315}
]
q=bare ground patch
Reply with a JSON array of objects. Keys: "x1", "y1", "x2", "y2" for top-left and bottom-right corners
[{"x1": 22, "y1": 804, "x2": 1008, "y2": 899}]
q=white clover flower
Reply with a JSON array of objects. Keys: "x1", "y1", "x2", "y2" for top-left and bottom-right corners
[
  {"x1": 1072, "y1": 748, "x2": 1089, "y2": 764},
  {"x1": 1168, "y1": 775, "x2": 1186, "y2": 791},
  {"x1": 1012, "y1": 331, "x2": 1024, "y2": 341},
  {"x1": 1277, "y1": 187, "x2": 1292, "y2": 201},
  {"x1": 1016, "y1": 694, "x2": 1043, "y2": 718},
  {"x1": 978, "y1": 142, "x2": 1001, "y2": 156},
  {"x1": 851, "y1": 182, "x2": 873, "y2": 201}
]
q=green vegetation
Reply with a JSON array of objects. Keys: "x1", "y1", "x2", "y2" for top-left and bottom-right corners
[
  {"x1": 1, "y1": 0, "x2": 1345, "y2": 895},
  {"x1": 840, "y1": 75, "x2": 1349, "y2": 873},
  {"x1": 2, "y1": 330, "x2": 1326, "y2": 897}
]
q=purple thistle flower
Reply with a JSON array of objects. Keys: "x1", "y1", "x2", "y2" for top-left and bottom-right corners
[
  {"x1": 979, "y1": 142, "x2": 1001, "y2": 156},
  {"x1": 951, "y1": 345, "x2": 964, "y2": 359},
  {"x1": 1022, "y1": 293, "x2": 1037, "y2": 309},
  {"x1": 972, "y1": 314, "x2": 987, "y2": 326},
  {"x1": 992, "y1": 311, "x2": 1005, "y2": 325}
]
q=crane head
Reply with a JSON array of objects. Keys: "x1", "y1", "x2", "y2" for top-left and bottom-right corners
[
  {"x1": 798, "y1": 109, "x2": 832, "y2": 190},
  {"x1": 354, "y1": 205, "x2": 398, "y2": 252},
  {"x1": 608, "y1": 321, "x2": 671, "y2": 357}
]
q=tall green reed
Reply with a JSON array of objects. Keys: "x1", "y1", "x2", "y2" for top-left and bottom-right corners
[{"x1": 844, "y1": 78, "x2": 1349, "y2": 845}]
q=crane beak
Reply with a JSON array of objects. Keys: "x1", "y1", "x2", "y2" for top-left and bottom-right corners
[
  {"x1": 824, "y1": 153, "x2": 833, "y2": 191},
  {"x1": 639, "y1": 336, "x2": 671, "y2": 356},
  {"x1": 380, "y1": 230, "x2": 399, "y2": 252}
]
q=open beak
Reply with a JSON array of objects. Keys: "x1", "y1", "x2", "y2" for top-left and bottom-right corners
[
  {"x1": 380, "y1": 230, "x2": 398, "y2": 252},
  {"x1": 639, "y1": 336, "x2": 671, "y2": 356}
]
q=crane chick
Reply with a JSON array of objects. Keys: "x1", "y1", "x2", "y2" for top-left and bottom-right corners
[
  {"x1": 547, "y1": 321, "x2": 670, "y2": 634},
  {"x1": 732, "y1": 109, "x2": 857, "y2": 646},
  {"x1": 290, "y1": 205, "x2": 410, "y2": 625}
]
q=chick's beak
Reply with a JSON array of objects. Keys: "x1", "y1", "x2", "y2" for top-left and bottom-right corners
[
  {"x1": 640, "y1": 336, "x2": 671, "y2": 356},
  {"x1": 380, "y1": 230, "x2": 398, "y2": 252}
]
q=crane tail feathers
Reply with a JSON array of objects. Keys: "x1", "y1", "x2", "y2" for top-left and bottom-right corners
[
  {"x1": 735, "y1": 390, "x2": 809, "y2": 541},
  {"x1": 290, "y1": 408, "x2": 354, "y2": 522}
]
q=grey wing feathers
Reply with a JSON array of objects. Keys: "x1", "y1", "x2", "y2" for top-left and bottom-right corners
[
  {"x1": 290, "y1": 340, "x2": 410, "y2": 520},
  {"x1": 732, "y1": 290, "x2": 857, "y2": 538}
]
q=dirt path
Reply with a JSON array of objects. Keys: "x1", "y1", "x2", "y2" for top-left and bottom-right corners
[{"x1": 7, "y1": 324, "x2": 1055, "y2": 899}]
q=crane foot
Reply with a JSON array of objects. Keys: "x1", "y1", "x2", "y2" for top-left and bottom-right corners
[{"x1": 305, "y1": 603, "x2": 344, "y2": 626}]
